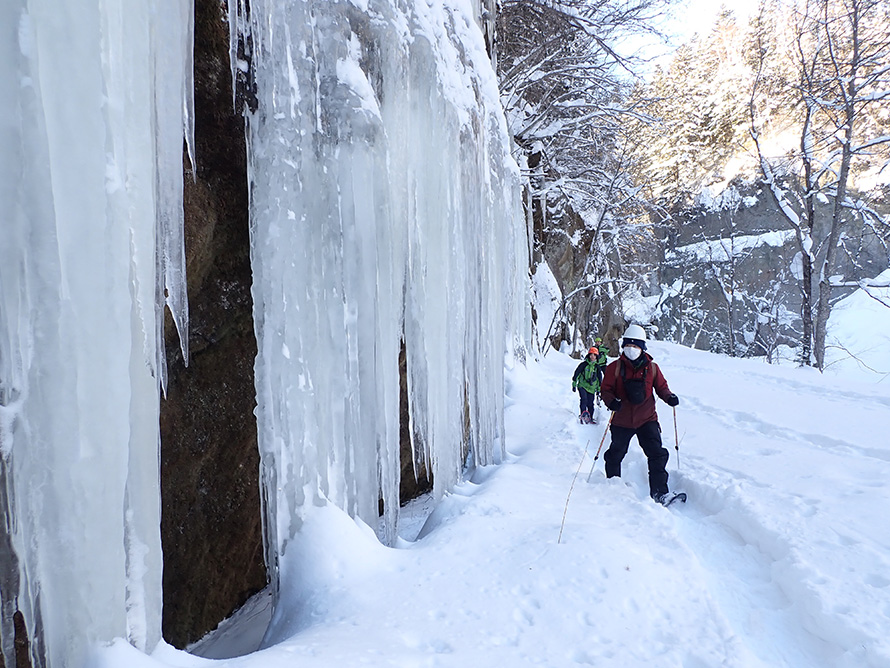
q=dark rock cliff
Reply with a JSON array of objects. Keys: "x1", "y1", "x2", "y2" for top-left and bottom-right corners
[{"x1": 159, "y1": 0, "x2": 266, "y2": 649}]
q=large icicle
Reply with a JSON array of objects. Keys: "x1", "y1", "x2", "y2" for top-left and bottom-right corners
[
  {"x1": 243, "y1": 0, "x2": 530, "y2": 640},
  {"x1": 0, "y1": 1, "x2": 192, "y2": 666}
]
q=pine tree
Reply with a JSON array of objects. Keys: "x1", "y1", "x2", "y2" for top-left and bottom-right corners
[{"x1": 633, "y1": 10, "x2": 753, "y2": 210}]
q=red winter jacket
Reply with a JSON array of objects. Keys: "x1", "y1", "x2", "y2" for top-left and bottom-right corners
[{"x1": 600, "y1": 353, "x2": 673, "y2": 429}]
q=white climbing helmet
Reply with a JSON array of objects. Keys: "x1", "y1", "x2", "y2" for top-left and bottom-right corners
[{"x1": 622, "y1": 324, "x2": 647, "y2": 341}]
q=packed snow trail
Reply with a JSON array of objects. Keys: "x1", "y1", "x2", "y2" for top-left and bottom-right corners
[
  {"x1": 653, "y1": 345, "x2": 890, "y2": 668},
  {"x1": 96, "y1": 343, "x2": 890, "y2": 668},
  {"x1": 563, "y1": 343, "x2": 890, "y2": 668}
]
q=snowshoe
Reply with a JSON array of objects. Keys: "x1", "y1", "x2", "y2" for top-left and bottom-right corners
[
  {"x1": 654, "y1": 492, "x2": 686, "y2": 507},
  {"x1": 579, "y1": 410, "x2": 592, "y2": 424}
]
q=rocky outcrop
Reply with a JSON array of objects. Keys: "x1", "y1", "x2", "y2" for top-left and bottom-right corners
[
  {"x1": 531, "y1": 187, "x2": 624, "y2": 355},
  {"x1": 654, "y1": 179, "x2": 889, "y2": 357}
]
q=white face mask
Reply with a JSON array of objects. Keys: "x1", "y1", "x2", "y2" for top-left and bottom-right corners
[{"x1": 624, "y1": 345, "x2": 642, "y2": 361}]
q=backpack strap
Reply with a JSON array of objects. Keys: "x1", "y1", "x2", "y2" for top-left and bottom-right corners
[{"x1": 619, "y1": 359, "x2": 647, "y2": 382}]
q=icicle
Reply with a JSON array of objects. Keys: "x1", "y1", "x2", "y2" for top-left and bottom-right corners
[
  {"x1": 151, "y1": 0, "x2": 192, "y2": 381},
  {"x1": 182, "y1": 0, "x2": 196, "y2": 176},
  {"x1": 244, "y1": 4, "x2": 530, "y2": 640},
  {"x1": 0, "y1": 0, "x2": 192, "y2": 664},
  {"x1": 226, "y1": 0, "x2": 241, "y2": 110}
]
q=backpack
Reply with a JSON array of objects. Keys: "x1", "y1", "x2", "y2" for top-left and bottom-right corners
[{"x1": 620, "y1": 359, "x2": 648, "y2": 405}]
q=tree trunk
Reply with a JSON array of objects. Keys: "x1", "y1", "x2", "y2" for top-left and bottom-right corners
[
  {"x1": 813, "y1": 134, "x2": 853, "y2": 369},
  {"x1": 813, "y1": 0, "x2": 861, "y2": 370},
  {"x1": 799, "y1": 254, "x2": 814, "y2": 365},
  {"x1": 798, "y1": 98, "x2": 817, "y2": 366}
]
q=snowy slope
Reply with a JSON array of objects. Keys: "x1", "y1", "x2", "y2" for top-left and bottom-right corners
[{"x1": 94, "y1": 333, "x2": 890, "y2": 668}]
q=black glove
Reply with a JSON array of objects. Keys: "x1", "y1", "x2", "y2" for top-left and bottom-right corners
[
  {"x1": 666, "y1": 393, "x2": 679, "y2": 407},
  {"x1": 607, "y1": 397, "x2": 622, "y2": 412},
  {"x1": 572, "y1": 386, "x2": 576, "y2": 392}
]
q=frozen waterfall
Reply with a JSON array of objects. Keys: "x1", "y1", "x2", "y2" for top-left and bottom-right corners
[
  {"x1": 0, "y1": 0, "x2": 193, "y2": 666},
  {"x1": 243, "y1": 0, "x2": 530, "y2": 624},
  {"x1": 0, "y1": 0, "x2": 529, "y2": 665}
]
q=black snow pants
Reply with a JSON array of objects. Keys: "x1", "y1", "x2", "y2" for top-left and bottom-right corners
[{"x1": 604, "y1": 420, "x2": 669, "y2": 498}]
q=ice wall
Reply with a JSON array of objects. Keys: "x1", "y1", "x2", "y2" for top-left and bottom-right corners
[
  {"x1": 1, "y1": 0, "x2": 529, "y2": 662},
  {"x1": 243, "y1": 0, "x2": 530, "y2": 605},
  {"x1": 0, "y1": 0, "x2": 192, "y2": 666}
]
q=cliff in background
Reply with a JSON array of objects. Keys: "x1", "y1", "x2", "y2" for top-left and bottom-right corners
[{"x1": 653, "y1": 180, "x2": 890, "y2": 358}]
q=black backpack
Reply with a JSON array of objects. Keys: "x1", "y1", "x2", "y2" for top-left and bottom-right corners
[{"x1": 620, "y1": 360, "x2": 648, "y2": 405}]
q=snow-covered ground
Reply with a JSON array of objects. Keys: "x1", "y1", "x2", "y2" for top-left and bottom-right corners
[{"x1": 95, "y1": 283, "x2": 890, "y2": 668}]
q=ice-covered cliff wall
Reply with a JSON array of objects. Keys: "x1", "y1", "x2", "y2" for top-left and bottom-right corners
[
  {"x1": 242, "y1": 0, "x2": 529, "y2": 595},
  {"x1": 0, "y1": 0, "x2": 529, "y2": 664}
]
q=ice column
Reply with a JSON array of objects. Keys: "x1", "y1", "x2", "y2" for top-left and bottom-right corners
[
  {"x1": 244, "y1": 0, "x2": 530, "y2": 596},
  {"x1": 0, "y1": 1, "x2": 192, "y2": 666}
]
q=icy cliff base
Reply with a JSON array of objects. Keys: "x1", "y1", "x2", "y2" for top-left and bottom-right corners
[{"x1": 2, "y1": 0, "x2": 529, "y2": 665}]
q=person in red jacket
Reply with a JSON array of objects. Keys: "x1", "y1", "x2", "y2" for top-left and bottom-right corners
[{"x1": 599, "y1": 324, "x2": 680, "y2": 504}]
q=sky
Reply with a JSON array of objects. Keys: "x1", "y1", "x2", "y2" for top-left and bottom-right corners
[
  {"x1": 90, "y1": 276, "x2": 890, "y2": 668},
  {"x1": 676, "y1": 0, "x2": 761, "y2": 40},
  {"x1": 626, "y1": 0, "x2": 762, "y2": 73}
]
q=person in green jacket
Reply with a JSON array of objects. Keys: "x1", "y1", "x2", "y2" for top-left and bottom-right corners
[
  {"x1": 593, "y1": 337, "x2": 609, "y2": 401},
  {"x1": 572, "y1": 346, "x2": 602, "y2": 423}
]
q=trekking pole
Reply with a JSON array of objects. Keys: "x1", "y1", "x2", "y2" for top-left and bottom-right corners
[
  {"x1": 673, "y1": 405, "x2": 680, "y2": 470},
  {"x1": 557, "y1": 440, "x2": 590, "y2": 544},
  {"x1": 585, "y1": 411, "x2": 614, "y2": 483}
]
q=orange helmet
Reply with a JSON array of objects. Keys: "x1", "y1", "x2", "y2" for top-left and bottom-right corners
[{"x1": 588, "y1": 346, "x2": 599, "y2": 356}]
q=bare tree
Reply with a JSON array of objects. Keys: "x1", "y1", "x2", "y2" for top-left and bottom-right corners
[
  {"x1": 749, "y1": 0, "x2": 890, "y2": 369},
  {"x1": 497, "y1": 0, "x2": 677, "y2": 352},
  {"x1": 810, "y1": 0, "x2": 890, "y2": 368},
  {"x1": 497, "y1": 0, "x2": 678, "y2": 212},
  {"x1": 748, "y1": 2, "x2": 820, "y2": 365}
]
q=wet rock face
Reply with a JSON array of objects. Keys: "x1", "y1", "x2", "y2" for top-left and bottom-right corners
[
  {"x1": 399, "y1": 342, "x2": 432, "y2": 505},
  {"x1": 159, "y1": 0, "x2": 266, "y2": 649}
]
